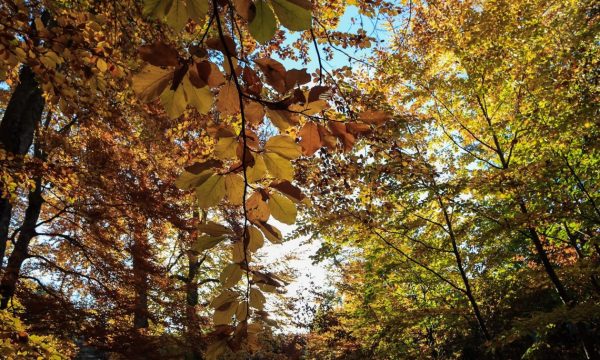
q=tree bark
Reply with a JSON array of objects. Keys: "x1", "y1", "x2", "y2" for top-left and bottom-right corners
[
  {"x1": 132, "y1": 233, "x2": 150, "y2": 330},
  {"x1": 0, "y1": 66, "x2": 45, "y2": 268},
  {"x1": 0, "y1": 176, "x2": 43, "y2": 309}
]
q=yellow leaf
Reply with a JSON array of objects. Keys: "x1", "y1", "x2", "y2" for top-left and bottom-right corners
[
  {"x1": 182, "y1": 76, "x2": 213, "y2": 114},
  {"x1": 192, "y1": 234, "x2": 227, "y2": 252},
  {"x1": 166, "y1": 0, "x2": 188, "y2": 30},
  {"x1": 213, "y1": 300, "x2": 238, "y2": 325},
  {"x1": 236, "y1": 301, "x2": 248, "y2": 321},
  {"x1": 247, "y1": 226, "x2": 265, "y2": 252},
  {"x1": 214, "y1": 137, "x2": 238, "y2": 160},
  {"x1": 133, "y1": 65, "x2": 173, "y2": 103},
  {"x1": 249, "y1": 288, "x2": 266, "y2": 310},
  {"x1": 97, "y1": 58, "x2": 108, "y2": 72},
  {"x1": 263, "y1": 152, "x2": 294, "y2": 181},
  {"x1": 187, "y1": 0, "x2": 209, "y2": 23},
  {"x1": 198, "y1": 222, "x2": 232, "y2": 236},
  {"x1": 174, "y1": 169, "x2": 212, "y2": 190},
  {"x1": 225, "y1": 173, "x2": 245, "y2": 205},
  {"x1": 256, "y1": 222, "x2": 282, "y2": 244},
  {"x1": 265, "y1": 135, "x2": 302, "y2": 160},
  {"x1": 247, "y1": 154, "x2": 267, "y2": 182},
  {"x1": 232, "y1": 241, "x2": 251, "y2": 263},
  {"x1": 195, "y1": 174, "x2": 226, "y2": 208},
  {"x1": 160, "y1": 84, "x2": 187, "y2": 119},
  {"x1": 210, "y1": 289, "x2": 238, "y2": 308},
  {"x1": 220, "y1": 263, "x2": 243, "y2": 288},
  {"x1": 268, "y1": 192, "x2": 297, "y2": 224}
]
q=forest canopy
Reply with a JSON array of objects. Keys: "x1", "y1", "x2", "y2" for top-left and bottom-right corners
[{"x1": 0, "y1": 0, "x2": 599, "y2": 359}]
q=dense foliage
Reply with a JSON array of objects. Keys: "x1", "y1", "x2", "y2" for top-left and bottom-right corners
[{"x1": 0, "y1": 0, "x2": 598, "y2": 359}]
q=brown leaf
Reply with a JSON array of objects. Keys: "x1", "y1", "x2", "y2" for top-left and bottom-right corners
[
  {"x1": 233, "y1": 0, "x2": 252, "y2": 20},
  {"x1": 244, "y1": 101, "x2": 265, "y2": 125},
  {"x1": 308, "y1": 85, "x2": 330, "y2": 102},
  {"x1": 255, "y1": 58, "x2": 287, "y2": 93},
  {"x1": 270, "y1": 180, "x2": 306, "y2": 203},
  {"x1": 138, "y1": 42, "x2": 179, "y2": 67},
  {"x1": 358, "y1": 110, "x2": 391, "y2": 125},
  {"x1": 185, "y1": 159, "x2": 223, "y2": 174},
  {"x1": 329, "y1": 121, "x2": 356, "y2": 151},
  {"x1": 285, "y1": 69, "x2": 311, "y2": 92},
  {"x1": 346, "y1": 122, "x2": 372, "y2": 135},
  {"x1": 171, "y1": 63, "x2": 189, "y2": 90},
  {"x1": 298, "y1": 121, "x2": 321, "y2": 156},
  {"x1": 217, "y1": 81, "x2": 241, "y2": 115},
  {"x1": 206, "y1": 36, "x2": 237, "y2": 56},
  {"x1": 247, "y1": 191, "x2": 270, "y2": 222},
  {"x1": 317, "y1": 124, "x2": 337, "y2": 149},
  {"x1": 243, "y1": 66, "x2": 262, "y2": 95}
]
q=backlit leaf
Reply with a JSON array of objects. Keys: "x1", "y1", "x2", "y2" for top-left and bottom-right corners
[
  {"x1": 249, "y1": 288, "x2": 266, "y2": 310},
  {"x1": 271, "y1": 0, "x2": 312, "y2": 31},
  {"x1": 268, "y1": 192, "x2": 297, "y2": 224},
  {"x1": 195, "y1": 174, "x2": 226, "y2": 208},
  {"x1": 264, "y1": 152, "x2": 294, "y2": 181},
  {"x1": 220, "y1": 263, "x2": 243, "y2": 288},
  {"x1": 265, "y1": 135, "x2": 302, "y2": 160},
  {"x1": 225, "y1": 174, "x2": 245, "y2": 205},
  {"x1": 133, "y1": 65, "x2": 173, "y2": 103},
  {"x1": 249, "y1": 0, "x2": 277, "y2": 44}
]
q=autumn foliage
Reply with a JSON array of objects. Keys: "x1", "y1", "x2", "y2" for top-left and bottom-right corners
[{"x1": 0, "y1": 0, "x2": 599, "y2": 359}]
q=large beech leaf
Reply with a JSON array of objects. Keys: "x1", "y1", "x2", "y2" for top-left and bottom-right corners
[
  {"x1": 195, "y1": 174, "x2": 226, "y2": 208},
  {"x1": 271, "y1": 0, "x2": 312, "y2": 31},
  {"x1": 264, "y1": 152, "x2": 294, "y2": 181},
  {"x1": 298, "y1": 121, "x2": 321, "y2": 155},
  {"x1": 187, "y1": 0, "x2": 209, "y2": 23},
  {"x1": 249, "y1": 288, "x2": 266, "y2": 310},
  {"x1": 193, "y1": 234, "x2": 227, "y2": 252},
  {"x1": 265, "y1": 135, "x2": 302, "y2": 160},
  {"x1": 249, "y1": 0, "x2": 277, "y2": 44},
  {"x1": 160, "y1": 84, "x2": 187, "y2": 118},
  {"x1": 220, "y1": 263, "x2": 243, "y2": 288},
  {"x1": 213, "y1": 300, "x2": 238, "y2": 325},
  {"x1": 198, "y1": 222, "x2": 232, "y2": 236},
  {"x1": 268, "y1": 192, "x2": 297, "y2": 224},
  {"x1": 133, "y1": 65, "x2": 174, "y2": 103},
  {"x1": 256, "y1": 221, "x2": 282, "y2": 243},
  {"x1": 247, "y1": 154, "x2": 267, "y2": 182},
  {"x1": 214, "y1": 137, "x2": 238, "y2": 160},
  {"x1": 225, "y1": 174, "x2": 245, "y2": 205},
  {"x1": 247, "y1": 226, "x2": 265, "y2": 252}
]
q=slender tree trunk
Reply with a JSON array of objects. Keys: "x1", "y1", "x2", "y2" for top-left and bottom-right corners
[
  {"x1": 437, "y1": 196, "x2": 491, "y2": 341},
  {"x1": 0, "y1": 66, "x2": 45, "y2": 268},
  {"x1": 132, "y1": 233, "x2": 150, "y2": 330},
  {"x1": 0, "y1": 176, "x2": 43, "y2": 309},
  {"x1": 185, "y1": 253, "x2": 203, "y2": 360}
]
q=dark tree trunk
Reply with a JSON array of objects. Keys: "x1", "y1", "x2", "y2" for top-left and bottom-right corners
[
  {"x1": 132, "y1": 235, "x2": 150, "y2": 330},
  {"x1": 185, "y1": 254, "x2": 203, "y2": 360},
  {"x1": 0, "y1": 177, "x2": 43, "y2": 309}
]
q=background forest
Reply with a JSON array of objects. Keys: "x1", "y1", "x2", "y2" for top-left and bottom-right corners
[{"x1": 0, "y1": 0, "x2": 598, "y2": 359}]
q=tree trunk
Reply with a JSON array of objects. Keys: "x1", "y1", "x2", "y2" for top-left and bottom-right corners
[
  {"x1": 0, "y1": 176, "x2": 43, "y2": 309},
  {"x1": 437, "y1": 196, "x2": 491, "y2": 341},
  {"x1": 185, "y1": 253, "x2": 203, "y2": 360},
  {"x1": 0, "y1": 66, "x2": 45, "y2": 268},
  {"x1": 132, "y1": 234, "x2": 150, "y2": 330}
]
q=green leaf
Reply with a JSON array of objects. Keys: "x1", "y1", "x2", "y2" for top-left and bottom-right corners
[
  {"x1": 195, "y1": 174, "x2": 226, "y2": 208},
  {"x1": 249, "y1": 288, "x2": 266, "y2": 310},
  {"x1": 268, "y1": 192, "x2": 297, "y2": 224},
  {"x1": 249, "y1": 0, "x2": 277, "y2": 44},
  {"x1": 265, "y1": 135, "x2": 302, "y2": 160},
  {"x1": 220, "y1": 263, "x2": 243, "y2": 288},
  {"x1": 192, "y1": 234, "x2": 227, "y2": 252},
  {"x1": 264, "y1": 152, "x2": 294, "y2": 181},
  {"x1": 247, "y1": 226, "x2": 265, "y2": 252},
  {"x1": 271, "y1": 0, "x2": 311, "y2": 31}
]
